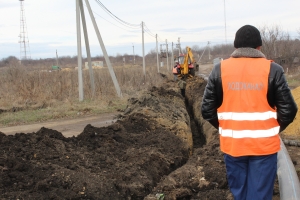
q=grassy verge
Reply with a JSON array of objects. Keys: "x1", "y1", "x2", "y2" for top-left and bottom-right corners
[
  {"x1": 287, "y1": 73, "x2": 300, "y2": 89},
  {"x1": 0, "y1": 98, "x2": 127, "y2": 127},
  {"x1": 0, "y1": 64, "x2": 169, "y2": 128}
]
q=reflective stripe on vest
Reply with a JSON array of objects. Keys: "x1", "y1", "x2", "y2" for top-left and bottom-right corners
[{"x1": 218, "y1": 57, "x2": 280, "y2": 156}]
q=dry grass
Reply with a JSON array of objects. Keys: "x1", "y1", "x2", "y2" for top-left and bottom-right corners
[
  {"x1": 283, "y1": 85, "x2": 300, "y2": 138},
  {"x1": 0, "y1": 64, "x2": 171, "y2": 127},
  {"x1": 287, "y1": 74, "x2": 300, "y2": 89}
]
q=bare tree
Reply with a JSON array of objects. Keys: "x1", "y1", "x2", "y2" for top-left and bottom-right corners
[
  {"x1": 211, "y1": 44, "x2": 234, "y2": 59},
  {"x1": 259, "y1": 25, "x2": 286, "y2": 60},
  {"x1": 260, "y1": 25, "x2": 300, "y2": 70},
  {"x1": 278, "y1": 35, "x2": 300, "y2": 68},
  {"x1": 191, "y1": 45, "x2": 200, "y2": 52}
]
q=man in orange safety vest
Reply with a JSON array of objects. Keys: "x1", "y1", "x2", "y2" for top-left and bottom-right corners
[
  {"x1": 173, "y1": 60, "x2": 180, "y2": 81},
  {"x1": 201, "y1": 25, "x2": 297, "y2": 200}
]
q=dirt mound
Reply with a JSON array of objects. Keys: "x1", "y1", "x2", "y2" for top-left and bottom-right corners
[
  {"x1": 0, "y1": 81, "x2": 190, "y2": 199},
  {"x1": 0, "y1": 76, "x2": 287, "y2": 200}
]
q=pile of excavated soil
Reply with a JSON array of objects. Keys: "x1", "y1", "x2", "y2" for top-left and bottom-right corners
[
  {"x1": 0, "y1": 79, "x2": 190, "y2": 200},
  {"x1": 282, "y1": 86, "x2": 300, "y2": 137},
  {"x1": 1, "y1": 75, "x2": 296, "y2": 200}
]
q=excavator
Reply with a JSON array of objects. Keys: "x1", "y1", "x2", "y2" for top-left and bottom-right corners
[
  {"x1": 174, "y1": 46, "x2": 199, "y2": 97},
  {"x1": 175, "y1": 46, "x2": 199, "y2": 78}
]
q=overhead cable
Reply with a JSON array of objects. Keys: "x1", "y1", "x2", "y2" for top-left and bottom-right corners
[
  {"x1": 94, "y1": 0, "x2": 141, "y2": 28},
  {"x1": 144, "y1": 24, "x2": 156, "y2": 38},
  {"x1": 157, "y1": 35, "x2": 165, "y2": 43},
  {"x1": 91, "y1": 8, "x2": 140, "y2": 32}
]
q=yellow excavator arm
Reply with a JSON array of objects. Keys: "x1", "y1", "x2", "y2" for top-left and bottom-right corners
[{"x1": 181, "y1": 47, "x2": 195, "y2": 75}]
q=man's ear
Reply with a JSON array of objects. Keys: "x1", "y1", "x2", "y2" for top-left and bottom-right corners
[{"x1": 256, "y1": 46, "x2": 262, "y2": 50}]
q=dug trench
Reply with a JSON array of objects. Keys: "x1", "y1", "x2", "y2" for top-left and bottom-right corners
[{"x1": 0, "y1": 75, "x2": 299, "y2": 200}]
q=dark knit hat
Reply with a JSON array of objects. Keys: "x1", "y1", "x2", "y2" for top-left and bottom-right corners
[{"x1": 234, "y1": 25, "x2": 262, "y2": 48}]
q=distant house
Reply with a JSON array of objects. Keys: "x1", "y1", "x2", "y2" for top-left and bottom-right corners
[
  {"x1": 85, "y1": 61, "x2": 104, "y2": 69},
  {"x1": 274, "y1": 57, "x2": 299, "y2": 67},
  {"x1": 274, "y1": 57, "x2": 286, "y2": 65}
]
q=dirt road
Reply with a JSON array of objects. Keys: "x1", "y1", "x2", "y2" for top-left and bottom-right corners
[{"x1": 1, "y1": 112, "x2": 119, "y2": 137}]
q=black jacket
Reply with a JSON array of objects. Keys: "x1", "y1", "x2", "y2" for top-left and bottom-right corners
[{"x1": 201, "y1": 61, "x2": 298, "y2": 132}]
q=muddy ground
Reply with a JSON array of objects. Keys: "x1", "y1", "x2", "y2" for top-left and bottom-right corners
[{"x1": 0, "y1": 74, "x2": 299, "y2": 200}]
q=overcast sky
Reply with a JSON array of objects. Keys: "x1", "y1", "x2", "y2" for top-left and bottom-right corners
[{"x1": 0, "y1": 0, "x2": 299, "y2": 60}]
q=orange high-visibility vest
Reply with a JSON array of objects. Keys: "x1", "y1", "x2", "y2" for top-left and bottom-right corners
[
  {"x1": 218, "y1": 57, "x2": 280, "y2": 157},
  {"x1": 173, "y1": 64, "x2": 179, "y2": 74}
]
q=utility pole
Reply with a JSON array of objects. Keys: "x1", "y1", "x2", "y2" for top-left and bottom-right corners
[
  {"x1": 56, "y1": 50, "x2": 59, "y2": 67},
  {"x1": 160, "y1": 44, "x2": 163, "y2": 67},
  {"x1": 19, "y1": 0, "x2": 31, "y2": 63},
  {"x1": 142, "y1": 21, "x2": 146, "y2": 79},
  {"x1": 171, "y1": 42, "x2": 174, "y2": 68},
  {"x1": 176, "y1": 37, "x2": 181, "y2": 56},
  {"x1": 197, "y1": 41, "x2": 209, "y2": 63},
  {"x1": 85, "y1": 0, "x2": 122, "y2": 97},
  {"x1": 76, "y1": 0, "x2": 84, "y2": 101},
  {"x1": 166, "y1": 39, "x2": 169, "y2": 71},
  {"x1": 156, "y1": 34, "x2": 159, "y2": 73},
  {"x1": 208, "y1": 41, "x2": 211, "y2": 60},
  {"x1": 79, "y1": 0, "x2": 95, "y2": 96},
  {"x1": 132, "y1": 43, "x2": 135, "y2": 65}
]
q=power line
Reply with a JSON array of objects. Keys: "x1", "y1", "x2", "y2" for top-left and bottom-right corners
[
  {"x1": 144, "y1": 29, "x2": 155, "y2": 38},
  {"x1": 82, "y1": 2, "x2": 140, "y2": 33},
  {"x1": 144, "y1": 24, "x2": 156, "y2": 37},
  {"x1": 144, "y1": 23, "x2": 166, "y2": 43},
  {"x1": 93, "y1": 1, "x2": 165, "y2": 44},
  {"x1": 144, "y1": 29, "x2": 164, "y2": 43},
  {"x1": 157, "y1": 35, "x2": 165, "y2": 43},
  {"x1": 94, "y1": 0, "x2": 141, "y2": 28},
  {"x1": 91, "y1": 9, "x2": 140, "y2": 32},
  {"x1": 92, "y1": 0, "x2": 189, "y2": 56}
]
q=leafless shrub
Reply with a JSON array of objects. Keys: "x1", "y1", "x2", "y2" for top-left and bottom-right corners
[
  {"x1": 0, "y1": 61, "x2": 168, "y2": 110},
  {"x1": 259, "y1": 25, "x2": 285, "y2": 59},
  {"x1": 259, "y1": 25, "x2": 300, "y2": 70}
]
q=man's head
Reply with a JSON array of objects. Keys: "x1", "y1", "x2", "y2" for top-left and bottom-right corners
[{"x1": 234, "y1": 25, "x2": 262, "y2": 49}]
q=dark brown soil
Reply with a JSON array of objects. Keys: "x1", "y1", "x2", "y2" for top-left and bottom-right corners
[{"x1": 0, "y1": 75, "x2": 299, "y2": 200}]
